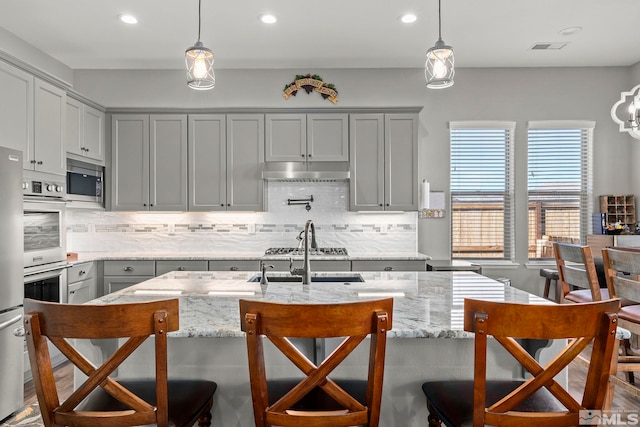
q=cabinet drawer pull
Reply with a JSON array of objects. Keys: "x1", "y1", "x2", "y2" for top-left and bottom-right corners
[
  {"x1": 177, "y1": 266, "x2": 185, "y2": 271},
  {"x1": 230, "y1": 266, "x2": 239, "y2": 271},
  {"x1": 384, "y1": 266, "x2": 393, "y2": 271},
  {"x1": 78, "y1": 270, "x2": 86, "y2": 276},
  {"x1": 123, "y1": 266, "x2": 134, "y2": 272}
]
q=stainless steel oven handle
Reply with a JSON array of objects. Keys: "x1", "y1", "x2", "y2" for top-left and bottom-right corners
[
  {"x1": 23, "y1": 197, "x2": 66, "y2": 205},
  {"x1": 0, "y1": 314, "x2": 22, "y2": 332},
  {"x1": 24, "y1": 266, "x2": 67, "y2": 283}
]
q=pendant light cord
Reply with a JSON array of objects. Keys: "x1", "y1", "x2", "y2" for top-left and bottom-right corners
[
  {"x1": 197, "y1": 0, "x2": 202, "y2": 42},
  {"x1": 438, "y1": 0, "x2": 442, "y2": 40}
]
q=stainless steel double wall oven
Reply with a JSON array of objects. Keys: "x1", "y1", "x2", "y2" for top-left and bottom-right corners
[{"x1": 23, "y1": 170, "x2": 67, "y2": 303}]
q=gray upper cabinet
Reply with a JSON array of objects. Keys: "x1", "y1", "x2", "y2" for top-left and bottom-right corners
[
  {"x1": 149, "y1": 115, "x2": 188, "y2": 211},
  {"x1": 189, "y1": 114, "x2": 264, "y2": 211},
  {"x1": 265, "y1": 113, "x2": 348, "y2": 162},
  {"x1": 350, "y1": 113, "x2": 418, "y2": 211},
  {"x1": 306, "y1": 114, "x2": 348, "y2": 161},
  {"x1": 226, "y1": 114, "x2": 265, "y2": 211},
  {"x1": 0, "y1": 61, "x2": 33, "y2": 166},
  {"x1": 188, "y1": 114, "x2": 227, "y2": 211},
  {"x1": 112, "y1": 114, "x2": 149, "y2": 211},
  {"x1": 32, "y1": 79, "x2": 66, "y2": 176},
  {"x1": 112, "y1": 114, "x2": 187, "y2": 211},
  {"x1": 66, "y1": 97, "x2": 105, "y2": 164}
]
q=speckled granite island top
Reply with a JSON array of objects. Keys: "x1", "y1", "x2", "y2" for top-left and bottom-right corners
[{"x1": 93, "y1": 271, "x2": 550, "y2": 339}]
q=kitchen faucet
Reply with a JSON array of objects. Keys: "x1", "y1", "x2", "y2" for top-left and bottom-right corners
[
  {"x1": 290, "y1": 219, "x2": 316, "y2": 284},
  {"x1": 259, "y1": 261, "x2": 274, "y2": 285}
]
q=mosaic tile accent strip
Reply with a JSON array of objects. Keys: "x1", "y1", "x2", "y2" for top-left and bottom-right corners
[{"x1": 66, "y1": 182, "x2": 418, "y2": 253}]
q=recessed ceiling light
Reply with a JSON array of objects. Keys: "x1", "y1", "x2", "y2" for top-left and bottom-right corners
[
  {"x1": 259, "y1": 14, "x2": 277, "y2": 24},
  {"x1": 400, "y1": 14, "x2": 417, "y2": 24},
  {"x1": 558, "y1": 26, "x2": 582, "y2": 36},
  {"x1": 118, "y1": 14, "x2": 138, "y2": 24}
]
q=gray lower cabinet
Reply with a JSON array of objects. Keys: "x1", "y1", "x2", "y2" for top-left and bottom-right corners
[
  {"x1": 349, "y1": 113, "x2": 419, "y2": 211},
  {"x1": 103, "y1": 260, "x2": 155, "y2": 295},
  {"x1": 67, "y1": 262, "x2": 97, "y2": 304},
  {"x1": 156, "y1": 260, "x2": 208, "y2": 276},
  {"x1": 111, "y1": 114, "x2": 188, "y2": 211},
  {"x1": 208, "y1": 260, "x2": 260, "y2": 271},
  {"x1": 351, "y1": 260, "x2": 426, "y2": 271}
]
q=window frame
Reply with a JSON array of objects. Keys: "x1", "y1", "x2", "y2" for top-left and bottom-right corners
[
  {"x1": 526, "y1": 120, "x2": 595, "y2": 261},
  {"x1": 449, "y1": 121, "x2": 516, "y2": 261}
]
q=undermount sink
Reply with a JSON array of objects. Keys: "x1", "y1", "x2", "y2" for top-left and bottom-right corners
[{"x1": 248, "y1": 274, "x2": 365, "y2": 283}]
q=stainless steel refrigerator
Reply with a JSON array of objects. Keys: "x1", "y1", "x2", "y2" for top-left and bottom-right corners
[{"x1": 0, "y1": 146, "x2": 25, "y2": 421}]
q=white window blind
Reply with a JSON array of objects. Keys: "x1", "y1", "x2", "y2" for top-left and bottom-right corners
[
  {"x1": 527, "y1": 121, "x2": 594, "y2": 260},
  {"x1": 450, "y1": 122, "x2": 515, "y2": 260}
]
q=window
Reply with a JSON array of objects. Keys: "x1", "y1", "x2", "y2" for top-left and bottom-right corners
[
  {"x1": 450, "y1": 122, "x2": 515, "y2": 260},
  {"x1": 527, "y1": 121, "x2": 594, "y2": 260}
]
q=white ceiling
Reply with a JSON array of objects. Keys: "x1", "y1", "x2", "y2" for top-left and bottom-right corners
[{"x1": 1, "y1": 0, "x2": 639, "y2": 71}]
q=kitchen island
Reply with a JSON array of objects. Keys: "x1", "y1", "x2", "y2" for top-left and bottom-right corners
[{"x1": 81, "y1": 270, "x2": 558, "y2": 427}]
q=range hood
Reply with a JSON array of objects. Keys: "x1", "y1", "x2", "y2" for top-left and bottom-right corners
[{"x1": 262, "y1": 162, "x2": 350, "y2": 182}]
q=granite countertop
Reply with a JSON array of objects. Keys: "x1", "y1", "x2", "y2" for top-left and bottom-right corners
[
  {"x1": 68, "y1": 251, "x2": 430, "y2": 265},
  {"x1": 92, "y1": 270, "x2": 550, "y2": 339}
]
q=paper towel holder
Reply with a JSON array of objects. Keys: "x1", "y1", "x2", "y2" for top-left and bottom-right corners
[{"x1": 419, "y1": 190, "x2": 445, "y2": 219}]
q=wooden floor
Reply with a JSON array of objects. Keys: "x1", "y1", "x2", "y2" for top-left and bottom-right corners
[{"x1": 5, "y1": 359, "x2": 640, "y2": 426}]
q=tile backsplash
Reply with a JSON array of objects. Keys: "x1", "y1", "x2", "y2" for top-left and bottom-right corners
[{"x1": 66, "y1": 182, "x2": 417, "y2": 253}]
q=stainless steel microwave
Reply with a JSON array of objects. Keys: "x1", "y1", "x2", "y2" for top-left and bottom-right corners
[{"x1": 66, "y1": 159, "x2": 103, "y2": 205}]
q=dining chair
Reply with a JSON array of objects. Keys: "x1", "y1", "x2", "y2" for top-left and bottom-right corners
[
  {"x1": 23, "y1": 298, "x2": 217, "y2": 427},
  {"x1": 602, "y1": 248, "x2": 640, "y2": 388},
  {"x1": 553, "y1": 242, "x2": 603, "y2": 303},
  {"x1": 422, "y1": 298, "x2": 620, "y2": 427},
  {"x1": 239, "y1": 298, "x2": 393, "y2": 427}
]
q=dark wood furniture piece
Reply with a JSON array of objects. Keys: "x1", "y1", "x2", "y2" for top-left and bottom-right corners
[
  {"x1": 239, "y1": 298, "x2": 393, "y2": 427},
  {"x1": 539, "y1": 268, "x2": 560, "y2": 302},
  {"x1": 422, "y1": 298, "x2": 620, "y2": 427},
  {"x1": 553, "y1": 242, "x2": 603, "y2": 303},
  {"x1": 23, "y1": 298, "x2": 217, "y2": 427},
  {"x1": 602, "y1": 248, "x2": 640, "y2": 389}
]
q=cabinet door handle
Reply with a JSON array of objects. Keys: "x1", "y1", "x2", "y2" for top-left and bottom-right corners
[
  {"x1": 123, "y1": 266, "x2": 134, "y2": 272},
  {"x1": 230, "y1": 266, "x2": 239, "y2": 271},
  {"x1": 37, "y1": 161, "x2": 43, "y2": 165},
  {"x1": 69, "y1": 290, "x2": 75, "y2": 295},
  {"x1": 301, "y1": 154, "x2": 305, "y2": 158},
  {"x1": 143, "y1": 203, "x2": 147, "y2": 207},
  {"x1": 30, "y1": 159, "x2": 36, "y2": 164},
  {"x1": 308, "y1": 154, "x2": 312, "y2": 157},
  {"x1": 384, "y1": 266, "x2": 393, "y2": 271}
]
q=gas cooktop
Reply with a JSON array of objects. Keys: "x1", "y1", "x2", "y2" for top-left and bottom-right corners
[{"x1": 264, "y1": 247, "x2": 349, "y2": 256}]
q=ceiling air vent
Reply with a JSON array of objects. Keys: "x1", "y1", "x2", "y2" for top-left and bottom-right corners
[{"x1": 530, "y1": 42, "x2": 568, "y2": 50}]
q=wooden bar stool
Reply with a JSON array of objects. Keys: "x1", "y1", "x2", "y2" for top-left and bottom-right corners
[{"x1": 539, "y1": 268, "x2": 560, "y2": 302}]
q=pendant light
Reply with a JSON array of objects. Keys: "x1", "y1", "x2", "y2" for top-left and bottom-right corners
[
  {"x1": 185, "y1": 0, "x2": 215, "y2": 90},
  {"x1": 425, "y1": 0, "x2": 454, "y2": 89}
]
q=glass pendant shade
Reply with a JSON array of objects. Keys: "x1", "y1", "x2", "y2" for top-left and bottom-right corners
[
  {"x1": 186, "y1": 41, "x2": 215, "y2": 90},
  {"x1": 425, "y1": 39, "x2": 454, "y2": 89}
]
